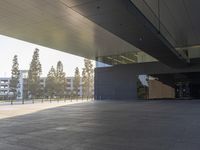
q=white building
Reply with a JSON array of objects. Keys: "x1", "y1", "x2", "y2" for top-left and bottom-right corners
[
  {"x1": 0, "y1": 74, "x2": 86, "y2": 99},
  {"x1": 0, "y1": 78, "x2": 10, "y2": 97},
  {"x1": 17, "y1": 70, "x2": 28, "y2": 100},
  {"x1": 66, "y1": 77, "x2": 83, "y2": 96}
]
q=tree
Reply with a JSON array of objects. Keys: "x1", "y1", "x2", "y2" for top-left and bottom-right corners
[
  {"x1": 10, "y1": 55, "x2": 20, "y2": 99},
  {"x1": 55, "y1": 61, "x2": 66, "y2": 98},
  {"x1": 82, "y1": 68, "x2": 87, "y2": 97},
  {"x1": 73, "y1": 67, "x2": 80, "y2": 97},
  {"x1": 45, "y1": 66, "x2": 56, "y2": 98},
  {"x1": 28, "y1": 48, "x2": 42, "y2": 99},
  {"x1": 137, "y1": 80, "x2": 148, "y2": 99},
  {"x1": 82, "y1": 59, "x2": 94, "y2": 98}
]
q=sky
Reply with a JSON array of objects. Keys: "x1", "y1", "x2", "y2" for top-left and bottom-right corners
[{"x1": 0, "y1": 35, "x2": 93, "y2": 77}]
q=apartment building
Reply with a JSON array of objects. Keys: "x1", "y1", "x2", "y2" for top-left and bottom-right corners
[
  {"x1": 0, "y1": 70, "x2": 86, "y2": 99},
  {"x1": 0, "y1": 78, "x2": 10, "y2": 97}
]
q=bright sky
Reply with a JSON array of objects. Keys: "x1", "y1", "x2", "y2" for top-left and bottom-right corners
[{"x1": 0, "y1": 35, "x2": 93, "y2": 77}]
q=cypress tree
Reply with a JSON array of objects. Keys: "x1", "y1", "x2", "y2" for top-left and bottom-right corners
[
  {"x1": 10, "y1": 55, "x2": 20, "y2": 99},
  {"x1": 45, "y1": 66, "x2": 56, "y2": 98},
  {"x1": 28, "y1": 48, "x2": 42, "y2": 99},
  {"x1": 82, "y1": 59, "x2": 94, "y2": 98},
  {"x1": 55, "y1": 61, "x2": 66, "y2": 98},
  {"x1": 73, "y1": 67, "x2": 80, "y2": 97}
]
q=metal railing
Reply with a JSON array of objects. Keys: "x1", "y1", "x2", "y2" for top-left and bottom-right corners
[{"x1": 0, "y1": 96, "x2": 94, "y2": 105}]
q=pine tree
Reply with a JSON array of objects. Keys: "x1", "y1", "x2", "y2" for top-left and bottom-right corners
[
  {"x1": 45, "y1": 66, "x2": 56, "y2": 98},
  {"x1": 28, "y1": 48, "x2": 42, "y2": 99},
  {"x1": 55, "y1": 61, "x2": 66, "y2": 98},
  {"x1": 82, "y1": 59, "x2": 94, "y2": 98},
  {"x1": 10, "y1": 55, "x2": 20, "y2": 99},
  {"x1": 73, "y1": 67, "x2": 80, "y2": 97},
  {"x1": 82, "y1": 68, "x2": 87, "y2": 98}
]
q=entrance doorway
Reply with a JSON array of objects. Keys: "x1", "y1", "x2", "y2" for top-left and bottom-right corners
[
  {"x1": 175, "y1": 82, "x2": 190, "y2": 99},
  {"x1": 147, "y1": 72, "x2": 200, "y2": 100},
  {"x1": 175, "y1": 73, "x2": 200, "y2": 99}
]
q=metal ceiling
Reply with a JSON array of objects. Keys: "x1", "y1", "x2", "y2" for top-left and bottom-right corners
[
  {"x1": 131, "y1": 0, "x2": 200, "y2": 48},
  {"x1": 68, "y1": 0, "x2": 189, "y2": 67},
  {"x1": 0, "y1": 0, "x2": 199, "y2": 67},
  {"x1": 131, "y1": 0, "x2": 200, "y2": 61},
  {"x1": 0, "y1": 0, "x2": 139, "y2": 59}
]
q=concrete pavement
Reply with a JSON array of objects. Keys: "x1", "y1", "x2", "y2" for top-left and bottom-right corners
[{"x1": 0, "y1": 100, "x2": 200, "y2": 150}]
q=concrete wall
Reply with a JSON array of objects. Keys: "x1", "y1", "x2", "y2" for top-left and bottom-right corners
[
  {"x1": 95, "y1": 66, "x2": 137, "y2": 100},
  {"x1": 95, "y1": 62, "x2": 200, "y2": 100}
]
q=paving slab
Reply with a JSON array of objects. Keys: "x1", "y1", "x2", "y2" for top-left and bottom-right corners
[{"x1": 0, "y1": 100, "x2": 200, "y2": 150}]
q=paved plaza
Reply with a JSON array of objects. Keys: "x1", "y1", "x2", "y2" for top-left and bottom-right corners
[
  {"x1": 0, "y1": 100, "x2": 90, "y2": 119},
  {"x1": 0, "y1": 100, "x2": 200, "y2": 150}
]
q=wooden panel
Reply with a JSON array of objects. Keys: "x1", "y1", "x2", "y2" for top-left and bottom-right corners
[{"x1": 149, "y1": 79, "x2": 175, "y2": 99}]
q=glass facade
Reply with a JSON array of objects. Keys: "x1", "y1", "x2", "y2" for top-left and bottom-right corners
[
  {"x1": 96, "y1": 51, "x2": 157, "y2": 66},
  {"x1": 138, "y1": 72, "x2": 200, "y2": 100}
]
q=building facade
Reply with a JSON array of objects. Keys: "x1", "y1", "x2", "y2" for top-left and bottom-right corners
[
  {"x1": 0, "y1": 73, "x2": 87, "y2": 100},
  {"x1": 0, "y1": 78, "x2": 10, "y2": 98}
]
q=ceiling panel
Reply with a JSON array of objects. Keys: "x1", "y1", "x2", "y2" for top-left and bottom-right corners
[
  {"x1": 183, "y1": 0, "x2": 200, "y2": 46},
  {"x1": 0, "y1": 0, "x2": 196, "y2": 67},
  {"x1": 0, "y1": 0, "x2": 138, "y2": 60},
  {"x1": 131, "y1": 0, "x2": 200, "y2": 48},
  {"x1": 71, "y1": 0, "x2": 188, "y2": 67},
  {"x1": 69, "y1": 0, "x2": 124, "y2": 17},
  {"x1": 162, "y1": 0, "x2": 199, "y2": 47},
  {"x1": 60, "y1": 0, "x2": 95, "y2": 7}
]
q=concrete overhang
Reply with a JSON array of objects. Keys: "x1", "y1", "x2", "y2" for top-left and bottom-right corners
[
  {"x1": 0, "y1": 0, "x2": 196, "y2": 68},
  {"x1": 0, "y1": 0, "x2": 139, "y2": 59}
]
